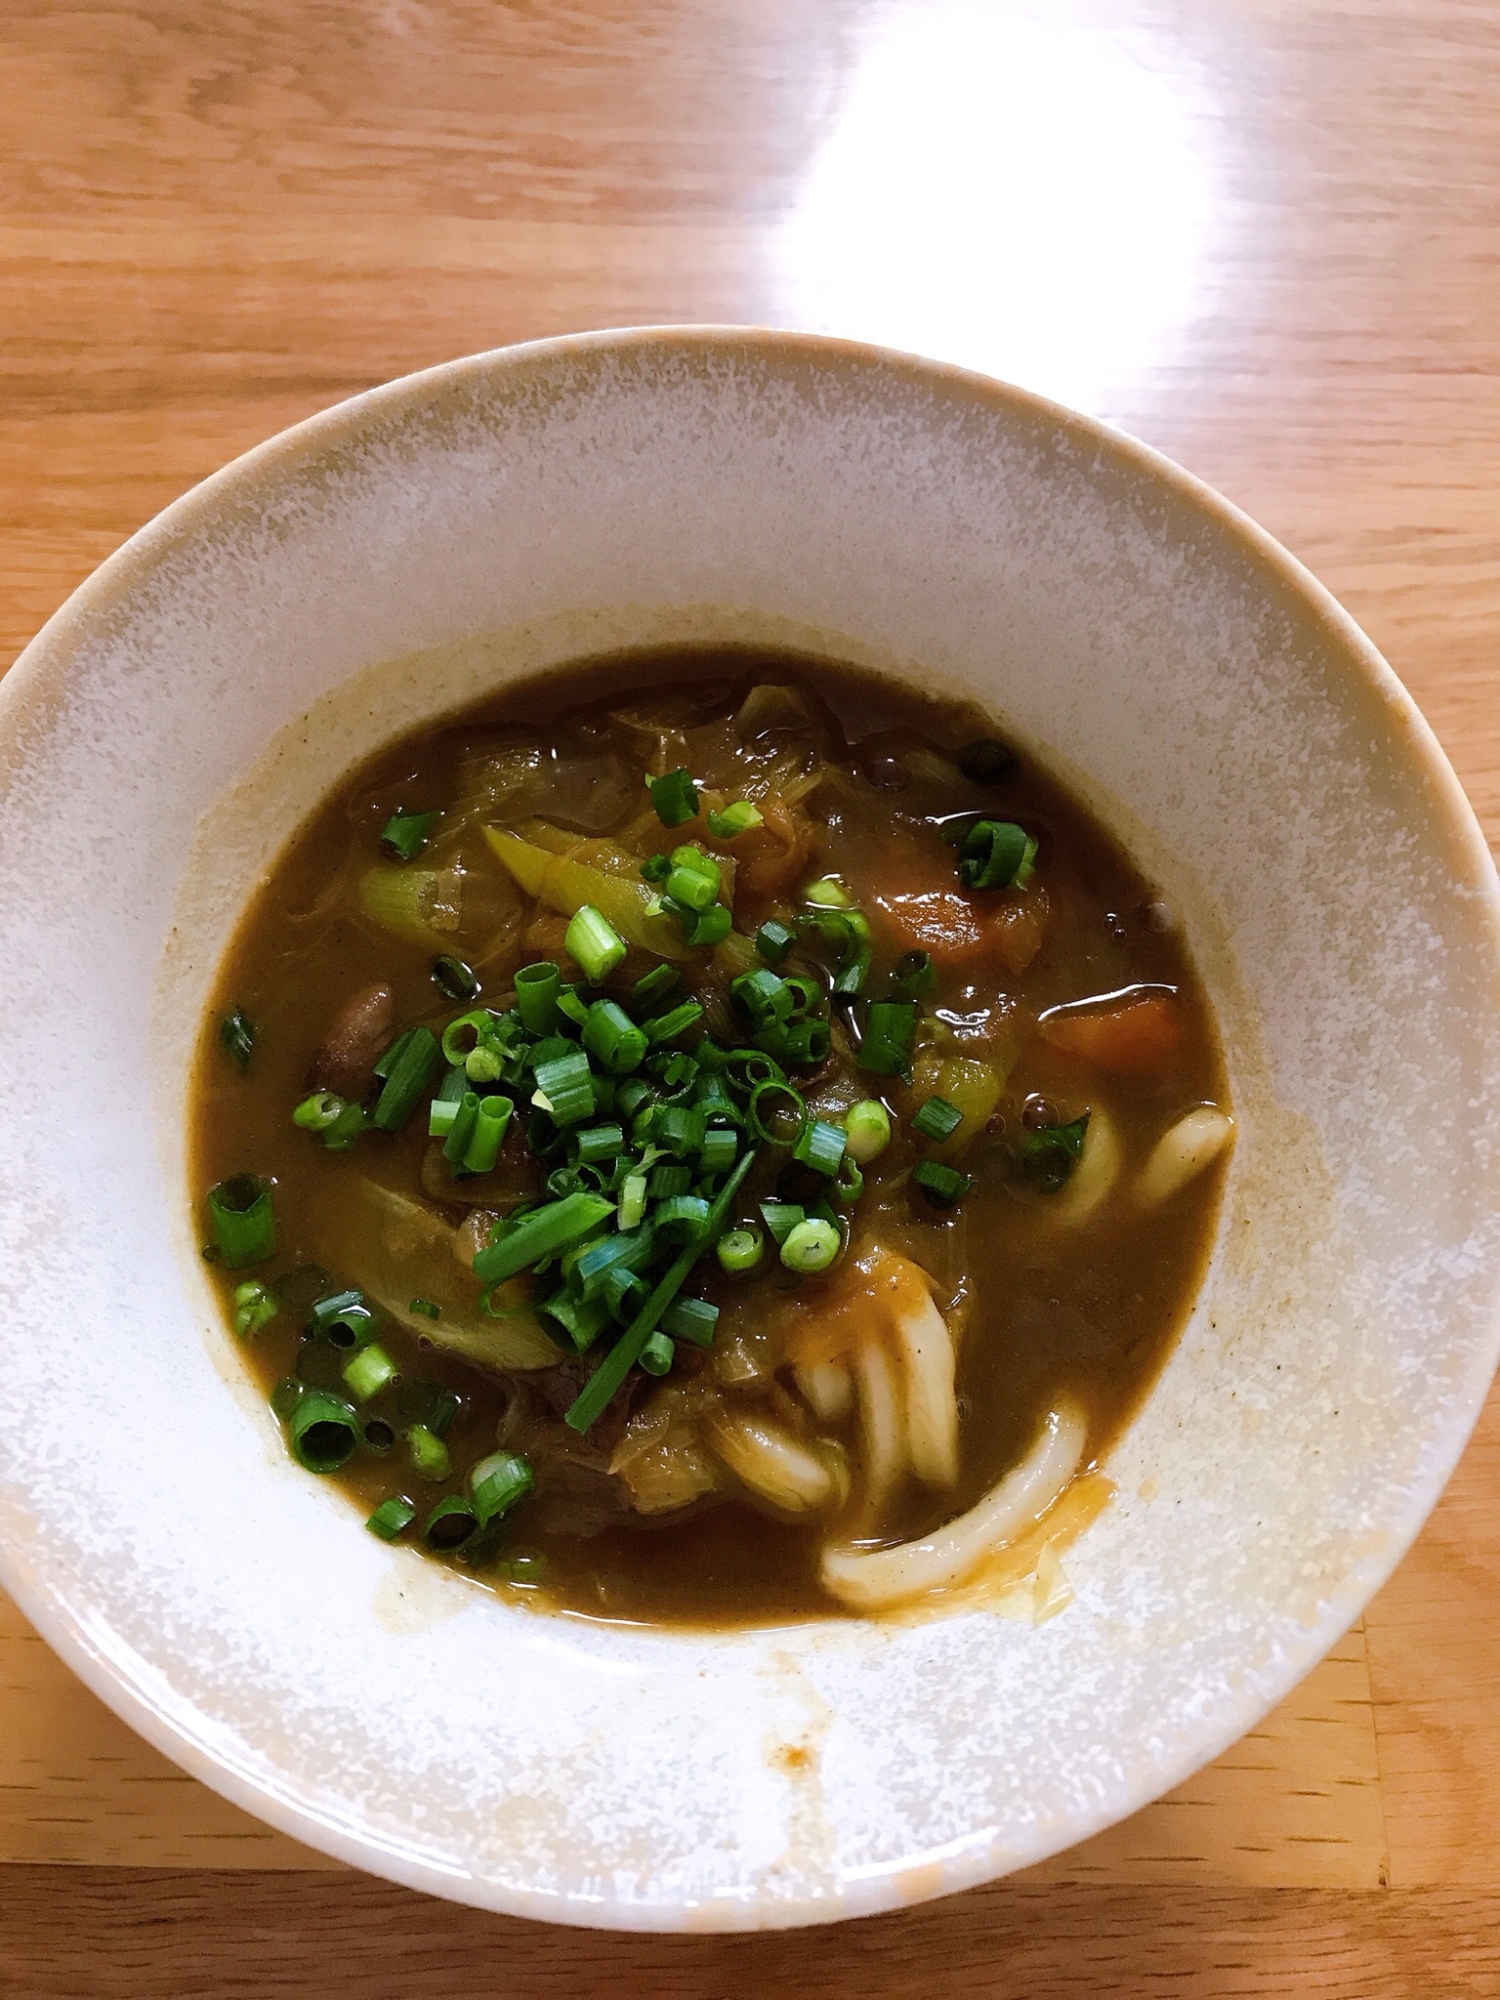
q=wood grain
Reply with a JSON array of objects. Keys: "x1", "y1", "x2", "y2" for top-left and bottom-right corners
[{"x1": 1, "y1": 0, "x2": 1498, "y2": 1983}]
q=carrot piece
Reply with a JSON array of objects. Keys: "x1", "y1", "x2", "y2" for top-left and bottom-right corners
[{"x1": 1038, "y1": 993, "x2": 1182, "y2": 1073}]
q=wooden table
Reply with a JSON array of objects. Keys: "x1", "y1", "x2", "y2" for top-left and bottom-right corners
[{"x1": 3, "y1": 2, "x2": 1498, "y2": 1991}]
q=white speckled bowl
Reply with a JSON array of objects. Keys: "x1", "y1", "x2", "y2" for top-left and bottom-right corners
[{"x1": 1, "y1": 329, "x2": 1497, "y2": 1928}]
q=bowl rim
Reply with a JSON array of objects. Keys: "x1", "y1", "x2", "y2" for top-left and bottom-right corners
[{"x1": 3, "y1": 323, "x2": 1498, "y2": 1920}]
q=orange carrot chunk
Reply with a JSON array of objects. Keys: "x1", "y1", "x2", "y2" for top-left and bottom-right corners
[{"x1": 1038, "y1": 992, "x2": 1182, "y2": 1073}]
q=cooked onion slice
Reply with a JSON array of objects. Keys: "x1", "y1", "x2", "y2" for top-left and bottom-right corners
[
  {"x1": 794, "y1": 1360, "x2": 853, "y2": 1423},
  {"x1": 1137, "y1": 1106, "x2": 1234, "y2": 1206},
  {"x1": 819, "y1": 1403, "x2": 1086, "y2": 1610},
  {"x1": 852, "y1": 1337, "x2": 905, "y2": 1506},
  {"x1": 708, "y1": 1411, "x2": 836, "y2": 1515},
  {"x1": 889, "y1": 1286, "x2": 959, "y2": 1487}
]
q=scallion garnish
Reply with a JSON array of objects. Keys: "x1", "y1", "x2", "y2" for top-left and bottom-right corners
[
  {"x1": 779, "y1": 1216, "x2": 841, "y2": 1273},
  {"x1": 618, "y1": 1169, "x2": 649, "y2": 1232},
  {"x1": 648, "y1": 1160, "x2": 692, "y2": 1199},
  {"x1": 675, "y1": 902, "x2": 732, "y2": 947},
  {"x1": 406, "y1": 1423, "x2": 451, "y2": 1480},
  {"x1": 793, "y1": 1117, "x2": 848, "y2": 1178},
  {"x1": 565, "y1": 1148, "x2": 757, "y2": 1432},
  {"x1": 912, "y1": 1095, "x2": 964, "y2": 1143},
  {"x1": 844, "y1": 1099, "x2": 892, "y2": 1163},
  {"x1": 643, "y1": 1000, "x2": 704, "y2": 1045},
  {"x1": 321, "y1": 1100, "x2": 370, "y2": 1151},
  {"x1": 470, "y1": 1450, "x2": 534, "y2": 1525},
  {"x1": 888, "y1": 950, "x2": 937, "y2": 1002},
  {"x1": 539, "y1": 1288, "x2": 614, "y2": 1351},
  {"x1": 706, "y1": 800, "x2": 763, "y2": 840},
  {"x1": 287, "y1": 1390, "x2": 359, "y2": 1473},
  {"x1": 366, "y1": 1497, "x2": 417, "y2": 1540},
  {"x1": 631, "y1": 962, "x2": 681, "y2": 1013},
  {"x1": 732, "y1": 967, "x2": 794, "y2": 1033},
  {"x1": 1016, "y1": 1113, "x2": 1091, "y2": 1192},
  {"x1": 858, "y1": 1000, "x2": 916, "y2": 1078},
  {"x1": 566, "y1": 904, "x2": 627, "y2": 984},
  {"x1": 442, "y1": 1090, "x2": 481, "y2": 1171},
  {"x1": 232, "y1": 1280, "x2": 278, "y2": 1337},
  {"x1": 648, "y1": 767, "x2": 699, "y2": 827},
  {"x1": 747, "y1": 1076, "x2": 806, "y2": 1146},
  {"x1": 638, "y1": 1331, "x2": 675, "y2": 1376},
  {"x1": 759, "y1": 1199, "x2": 805, "y2": 1247},
  {"x1": 461, "y1": 1093, "x2": 513, "y2": 1174},
  {"x1": 423, "y1": 1494, "x2": 478, "y2": 1550},
  {"x1": 531, "y1": 1048, "x2": 596, "y2": 1127},
  {"x1": 698, "y1": 1123, "x2": 739, "y2": 1175},
  {"x1": 372, "y1": 1026, "x2": 443, "y2": 1132},
  {"x1": 380, "y1": 809, "x2": 440, "y2": 861},
  {"x1": 408, "y1": 1297, "x2": 441, "y2": 1320},
  {"x1": 716, "y1": 1225, "x2": 764, "y2": 1275},
  {"x1": 515, "y1": 961, "x2": 561, "y2": 1035},
  {"x1": 913, "y1": 1159, "x2": 973, "y2": 1208},
  {"x1": 955, "y1": 819, "x2": 1035, "y2": 891},
  {"x1": 664, "y1": 845, "x2": 721, "y2": 912},
  {"x1": 219, "y1": 1005, "x2": 255, "y2": 1072},
  {"x1": 292, "y1": 1091, "x2": 345, "y2": 1133},
  {"x1": 660, "y1": 1295, "x2": 719, "y2": 1346},
  {"x1": 431, "y1": 954, "x2": 481, "y2": 1002},
  {"x1": 755, "y1": 919, "x2": 797, "y2": 964},
  {"x1": 583, "y1": 999, "x2": 648, "y2": 1075},
  {"x1": 343, "y1": 1341, "x2": 399, "y2": 1403},
  {"x1": 655, "y1": 1194, "x2": 711, "y2": 1243},
  {"x1": 472, "y1": 1191, "x2": 617, "y2": 1285},
  {"x1": 207, "y1": 1174, "x2": 275, "y2": 1269},
  {"x1": 640, "y1": 852, "x2": 672, "y2": 884},
  {"x1": 570, "y1": 1121, "x2": 624, "y2": 1167}
]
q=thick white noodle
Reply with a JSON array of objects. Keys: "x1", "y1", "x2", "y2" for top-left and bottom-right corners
[
  {"x1": 794, "y1": 1360, "x2": 854, "y2": 1423},
  {"x1": 708, "y1": 1411, "x2": 834, "y2": 1514},
  {"x1": 889, "y1": 1288, "x2": 959, "y2": 1486},
  {"x1": 852, "y1": 1336, "x2": 905, "y2": 1507},
  {"x1": 1136, "y1": 1106, "x2": 1234, "y2": 1207},
  {"x1": 819, "y1": 1403, "x2": 1087, "y2": 1610},
  {"x1": 1049, "y1": 1106, "x2": 1122, "y2": 1225}
]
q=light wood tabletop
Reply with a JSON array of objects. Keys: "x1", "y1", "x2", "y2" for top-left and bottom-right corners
[{"x1": 3, "y1": 1, "x2": 1498, "y2": 1991}]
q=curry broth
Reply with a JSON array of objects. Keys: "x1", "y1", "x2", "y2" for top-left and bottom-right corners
[{"x1": 193, "y1": 648, "x2": 1228, "y2": 1625}]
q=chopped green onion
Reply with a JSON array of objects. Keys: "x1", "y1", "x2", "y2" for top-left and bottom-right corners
[
  {"x1": 515, "y1": 961, "x2": 561, "y2": 1035},
  {"x1": 570, "y1": 1120, "x2": 624, "y2": 1166},
  {"x1": 400, "y1": 1381, "x2": 460, "y2": 1435},
  {"x1": 648, "y1": 1160, "x2": 693, "y2": 1199},
  {"x1": 366, "y1": 1497, "x2": 417, "y2": 1541},
  {"x1": 472, "y1": 1191, "x2": 617, "y2": 1284},
  {"x1": 747, "y1": 1077, "x2": 806, "y2": 1145},
  {"x1": 423, "y1": 1494, "x2": 477, "y2": 1550},
  {"x1": 638, "y1": 1332, "x2": 675, "y2": 1376},
  {"x1": 465, "y1": 1044, "x2": 504, "y2": 1086},
  {"x1": 677, "y1": 902, "x2": 732, "y2": 947},
  {"x1": 556, "y1": 988, "x2": 591, "y2": 1030},
  {"x1": 644, "y1": 1000, "x2": 704, "y2": 1045},
  {"x1": 913, "y1": 1159, "x2": 973, "y2": 1208},
  {"x1": 912, "y1": 1095, "x2": 964, "y2": 1143},
  {"x1": 759, "y1": 1200, "x2": 805, "y2": 1247},
  {"x1": 648, "y1": 767, "x2": 699, "y2": 827},
  {"x1": 657, "y1": 1103, "x2": 705, "y2": 1158},
  {"x1": 803, "y1": 876, "x2": 852, "y2": 908},
  {"x1": 440, "y1": 1011, "x2": 491, "y2": 1065},
  {"x1": 321, "y1": 1100, "x2": 369, "y2": 1151},
  {"x1": 780, "y1": 1216, "x2": 841, "y2": 1273},
  {"x1": 888, "y1": 950, "x2": 937, "y2": 1002},
  {"x1": 603, "y1": 1266, "x2": 649, "y2": 1323},
  {"x1": 232, "y1": 1280, "x2": 278, "y2": 1337},
  {"x1": 717, "y1": 1225, "x2": 764, "y2": 1275},
  {"x1": 660, "y1": 1296, "x2": 719, "y2": 1347},
  {"x1": 565, "y1": 1149, "x2": 757, "y2": 1432},
  {"x1": 206, "y1": 1175, "x2": 275, "y2": 1269},
  {"x1": 698, "y1": 1123, "x2": 739, "y2": 1175},
  {"x1": 431, "y1": 954, "x2": 480, "y2": 1002},
  {"x1": 655, "y1": 1194, "x2": 711, "y2": 1243},
  {"x1": 343, "y1": 1342, "x2": 399, "y2": 1403},
  {"x1": 706, "y1": 800, "x2": 763, "y2": 840},
  {"x1": 755, "y1": 919, "x2": 797, "y2": 964},
  {"x1": 373, "y1": 1026, "x2": 443, "y2": 1132},
  {"x1": 665, "y1": 850, "x2": 721, "y2": 911},
  {"x1": 379, "y1": 809, "x2": 440, "y2": 861},
  {"x1": 539, "y1": 1288, "x2": 615, "y2": 1351},
  {"x1": 1013, "y1": 834, "x2": 1039, "y2": 891},
  {"x1": 834, "y1": 1155, "x2": 865, "y2": 1207},
  {"x1": 408, "y1": 1297, "x2": 441, "y2": 1320},
  {"x1": 307, "y1": 1289, "x2": 376, "y2": 1349},
  {"x1": 569, "y1": 1223, "x2": 658, "y2": 1300},
  {"x1": 859, "y1": 1000, "x2": 916, "y2": 1078},
  {"x1": 956, "y1": 738, "x2": 1015, "y2": 785},
  {"x1": 470, "y1": 1450, "x2": 534, "y2": 1525},
  {"x1": 406, "y1": 1423, "x2": 451, "y2": 1481},
  {"x1": 531, "y1": 1048, "x2": 596, "y2": 1126},
  {"x1": 219, "y1": 1005, "x2": 255, "y2": 1072},
  {"x1": 288, "y1": 1391, "x2": 359, "y2": 1473},
  {"x1": 462, "y1": 1093, "x2": 513, "y2": 1174},
  {"x1": 732, "y1": 967, "x2": 793, "y2": 1032},
  {"x1": 618, "y1": 1169, "x2": 649, "y2": 1231},
  {"x1": 428, "y1": 1064, "x2": 467, "y2": 1136},
  {"x1": 583, "y1": 999, "x2": 648, "y2": 1075},
  {"x1": 765, "y1": 1017, "x2": 830, "y2": 1067},
  {"x1": 832, "y1": 945, "x2": 872, "y2": 1000},
  {"x1": 794, "y1": 1117, "x2": 848, "y2": 1177},
  {"x1": 292, "y1": 1090, "x2": 345, "y2": 1132},
  {"x1": 442, "y1": 1090, "x2": 481, "y2": 1170},
  {"x1": 956, "y1": 819, "x2": 1031, "y2": 891},
  {"x1": 844, "y1": 1099, "x2": 892, "y2": 1163},
  {"x1": 1016, "y1": 1113, "x2": 1091, "y2": 1192},
  {"x1": 640, "y1": 852, "x2": 672, "y2": 884},
  {"x1": 632, "y1": 962, "x2": 681, "y2": 1013},
  {"x1": 566, "y1": 904, "x2": 627, "y2": 984}
]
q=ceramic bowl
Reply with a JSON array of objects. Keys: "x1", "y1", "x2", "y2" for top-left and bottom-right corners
[{"x1": 1, "y1": 329, "x2": 1497, "y2": 1930}]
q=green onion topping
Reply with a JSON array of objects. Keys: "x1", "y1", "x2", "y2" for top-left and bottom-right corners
[
  {"x1": 380, "y1": 809, "x2": 440, "y2": 861},
  {"x1": 207, "y1": 1175, "x2": 276, "y2": 1269},
  {"x1": 780, "y1": 1216, "x2": 841, "y2": 1273},
  {"x1": 706, "y1": 800, "x2": 764, "y2": 840},
  {"x1": 913, "y1": 1159, "x2": 973, "y2": 1208},
  {"x1": 566, "y1": 904, "x2": 627, "y2": 984},
  {"x1": 912, "y1": 1095, "x2": 964, "y2": 1143},
  {"x1": 366, "y1": 1497, "x2": 417, "y2": 1541},
  {"x1": 219, "y1": 1005, "x2": 255, "y2": 1072},
  {"x1": 648, "y1": 767, "x2": 700, "y2": 827}
]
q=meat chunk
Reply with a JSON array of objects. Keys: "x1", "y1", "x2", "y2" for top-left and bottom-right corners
[{"x1": 306, "y1": 982, "x2": 394, "y2": 1098}]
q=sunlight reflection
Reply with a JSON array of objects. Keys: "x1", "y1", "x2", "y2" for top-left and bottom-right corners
[{"x1": 769, "y1": 0, "x2": 1221, "y2": 415}]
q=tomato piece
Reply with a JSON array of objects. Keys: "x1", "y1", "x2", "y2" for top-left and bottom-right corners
[{"x1": 1038, "y1": 992, "x2": 1182, "y2": 1072}]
